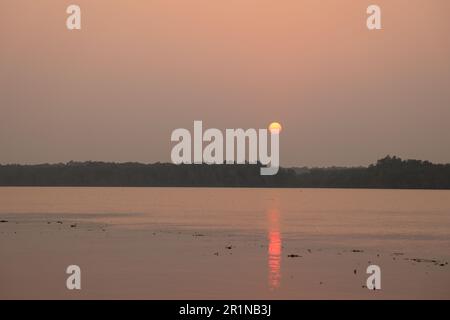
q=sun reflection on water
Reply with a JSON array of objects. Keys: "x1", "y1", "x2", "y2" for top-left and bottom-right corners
[{"x1": 267, "y1": 207, "x2": 281, "y2": 290}]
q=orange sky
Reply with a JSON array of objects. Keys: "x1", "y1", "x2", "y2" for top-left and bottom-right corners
[{"x1": 1, "y1": 0, "x2": 449, "y2": 166}]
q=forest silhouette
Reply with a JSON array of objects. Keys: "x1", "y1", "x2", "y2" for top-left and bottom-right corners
[{"x1": 1, "y1": 156, "x2": 449, "y2": 189}]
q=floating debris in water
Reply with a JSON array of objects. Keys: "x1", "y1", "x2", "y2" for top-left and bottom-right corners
[
  {"x1": 193, "y1": 233, "x2": 206, "y2": 237},
  {"x1": 404, "y1": 258, "x2": 448, "y2": 267}
]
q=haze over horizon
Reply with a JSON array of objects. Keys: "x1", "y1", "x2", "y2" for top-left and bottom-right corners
[{"x1": 1, "y1": 0, "x2": 450, "y2": 167}]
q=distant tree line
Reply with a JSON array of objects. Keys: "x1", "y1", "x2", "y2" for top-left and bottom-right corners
[{"x1": 0, "y1": 156, "x2": 449, "y2": 189}]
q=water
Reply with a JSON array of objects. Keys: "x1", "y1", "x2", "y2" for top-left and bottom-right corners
[
  {"x1": 1, "y1": 187, "x2": 449, "y2": 245},
  {"x1": 1, "y1": 187, "x2": 449, "y2": 298}
]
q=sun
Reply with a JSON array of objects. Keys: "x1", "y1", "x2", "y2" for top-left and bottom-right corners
[{"x1": 268, "y1": 122, "x2": 282, "y2": 134}]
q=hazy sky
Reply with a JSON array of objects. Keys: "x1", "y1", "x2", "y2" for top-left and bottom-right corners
[{"x1": 1, "y1": 0, "x2": 449, "y2": 166}]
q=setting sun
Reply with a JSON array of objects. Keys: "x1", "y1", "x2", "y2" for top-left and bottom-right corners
[{"x1": 269, "y1": 122, "x2": 282, "y2": 134}]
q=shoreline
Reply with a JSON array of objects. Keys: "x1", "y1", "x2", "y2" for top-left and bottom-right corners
[{"x1": 1, "y1": 186, "x2": 450, "y2": 191}]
